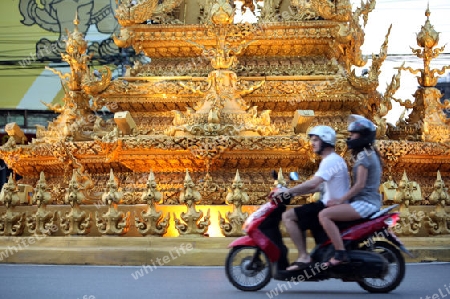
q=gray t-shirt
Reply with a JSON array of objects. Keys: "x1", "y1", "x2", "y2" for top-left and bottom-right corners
[{"x1": 352, "y1": 149, "x2": 382, "y2": 208}]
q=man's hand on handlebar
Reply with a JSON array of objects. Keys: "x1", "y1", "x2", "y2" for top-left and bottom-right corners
[{"x1": 269, "y1": 187, "x2": 292, "y2": 205}]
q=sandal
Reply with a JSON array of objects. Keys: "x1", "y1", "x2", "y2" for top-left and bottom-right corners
[
  {"x1": 286, "y1": 261, "x2": 311, "y2": 271},
  {"x1": 322, "y1": 250, "x2": 349, "y2": 268}
]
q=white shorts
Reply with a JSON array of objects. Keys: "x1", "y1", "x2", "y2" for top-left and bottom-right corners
[{"x1": 350, "y1": 201, "x2": 378, "y2": 218}]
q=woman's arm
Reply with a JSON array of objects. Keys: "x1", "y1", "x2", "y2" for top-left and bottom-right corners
[{"x1": 335, "y1": 165, "x2": 368, "y2": 204}]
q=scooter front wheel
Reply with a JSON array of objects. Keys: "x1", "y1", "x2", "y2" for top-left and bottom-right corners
[{"x1": 225, "y1": 245, "x2": 272, "y2": 291}]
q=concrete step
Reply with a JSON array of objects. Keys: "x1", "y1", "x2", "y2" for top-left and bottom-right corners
[{"x1": 0, "y1": 236, "x2": 449, "y2": 266}]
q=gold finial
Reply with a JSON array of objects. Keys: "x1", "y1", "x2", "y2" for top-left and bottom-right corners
[
  {"x1": 277, "y1": 168, "x2": 287, "y2": 186},
  {"x1": 436, "y1": 170, "x2": 442, "y2": 182},
  {"x1": 210, "y1": 0, "x2": 235, "y2": 25},
  {"x1": 234, "y1": 169, "x2": 241, "y2": 182},
  {"x1": 148, "y1": 170, "x2": 155, "y2": 181},
  {"x1": 425, "y1": 3, "x2": 430, "y2": 19},
  {"x1": 185, "y1": 169, "x2": 192, "y2": 182},
  {"x1": 39, "y1": 171, "x2": 46, "y2": 182},
  {"x1": 74, "y1": 12, "x2": 80, "y2": 27},
  {"x1": 72, "y1": 169, "x2": 78, "y2": 181},
  {"x1": 401, "y1": 170, "x2": 408, "y2": 181},
  {"x1": 109, "y1": 168, "x2": 115, "y2": 180}
]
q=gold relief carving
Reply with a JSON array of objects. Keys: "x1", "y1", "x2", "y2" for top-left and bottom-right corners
[
  {"x1": 377, "y1": 140, "x2": 410, "y2": 163},
  {"x1": 219, "y1": 170, "x2": 249, "y2": 237},
  {"x1": 200, "y1": 173, "x2": 225, "y2": 204},
  {"x1": 392, "y1": 171, "x2": 425, "y2": 236},
  {"x1": 347, "y1": 25, "x2": 393, "y2": 131},
  {"x1": 291, "y1": 0, "x2": 352, "y2": 22},
  {"x1": 335, "y1": 0, "x2": 375, "y2": 70},
  {"x1": 394, "y1": 171, "x2": 422, "y2": 206},
  {"x1": 115, "y1": 0, "x2": 183, "y2": 26},
  {"x1": 95, "y1": 169, "x2": 130, "y2": 235},
  {"x1": 380, "y1": 176, "x2": 398, "y2": 205},
  {"x1": 373, "y1": 64, "x2": 402, "y2": 139},
  {"x1": 173, "y1": 170, "x2": 210, "y2": 236},
  {"x1": 82, "y1": 67, "x2": 112, "y2": 97},
  {"x1": 424, "y1": 171, "x2": 450, "y2": 235},
  {"x1": 0, "y1": 174, "x2": 26, "y2": 236},
  {"x1": 1, "y1": 136, "x2": 18, "y2": 152},
  {"x1": 135, "y1": 171, "x2": 170, "y2": 236},
  {"x1": 5, "y1": 123, "x2": 27, "y2": 145},
  {"x1": 167, "y1": 67, "x2": 277, "y2": 136},
  {"x1": 38, "y1": 17, "x2": 115, "y2": 144},
  {"x1": 27, "y1": 173, "x2": 57, "y2": 235},
  {"x1": 34, "y1": 172, "x2": 52, "y2": 208},
  {"x1": 113, "y1": 27, "x2": 135, "y2": 48}
]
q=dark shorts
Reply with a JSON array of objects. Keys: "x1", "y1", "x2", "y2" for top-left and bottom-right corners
[{"x1": 293, "y1": 200, "x2": 327, "y2": 244}]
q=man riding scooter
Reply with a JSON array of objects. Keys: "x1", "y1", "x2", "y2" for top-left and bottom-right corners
[{"x1": 272, "y1": 125, "x2": 350, "y2": 271}]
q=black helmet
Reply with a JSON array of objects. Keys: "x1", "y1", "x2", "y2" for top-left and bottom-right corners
[{"x1": 346, "y1": 114, "x2": 377, "y2": 150}]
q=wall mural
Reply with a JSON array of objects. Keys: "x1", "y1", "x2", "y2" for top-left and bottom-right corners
[{"x1": 18, "y1": 0, "x2": 120, "y2": 61}]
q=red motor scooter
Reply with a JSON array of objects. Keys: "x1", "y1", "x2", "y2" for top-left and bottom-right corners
[{"x1": 225, "y1": 172, "x2": 413, "y2": 293}]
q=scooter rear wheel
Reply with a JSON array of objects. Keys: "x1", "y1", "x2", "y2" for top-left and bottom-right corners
[
  {"x1": 357, "y1": 241, "x2": 406, "y2": 293},
  {"x1": 225, "y1": 246, "x2": 272, "y2": 291}
]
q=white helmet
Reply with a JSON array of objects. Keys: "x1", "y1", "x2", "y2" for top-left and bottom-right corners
[{"x1": 308, "y1": 125, "x2": 336, "y2": 146}]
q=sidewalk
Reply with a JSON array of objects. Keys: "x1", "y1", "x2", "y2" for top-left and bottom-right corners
[{"x1": 0, "y1": 236, "x2": 449, "y2": 265}]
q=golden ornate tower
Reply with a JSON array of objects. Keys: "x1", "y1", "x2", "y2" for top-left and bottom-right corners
[{"x1": 0, "y1": 1, "x2": 449, "y2": 247}]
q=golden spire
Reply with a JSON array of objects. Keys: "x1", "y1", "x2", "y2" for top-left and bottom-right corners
[
  {"x1": 148, "y1": 170, "x2": 155, "y2": 182},
  {"x1": 184, "y1": 169, "x2": 192, "y2": 182},
  {"x1": 277, "y1": 168, "x2": 287, "y2": 186},
  {"x1": 233, "y1": 169, "x2": 241, "y2": 183}
]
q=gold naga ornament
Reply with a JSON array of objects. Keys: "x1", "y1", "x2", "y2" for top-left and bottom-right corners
[
  {"x1": 27, "y1": 172, "x2": 57, "y2": 236},
  {"x1": 59, "y1": 170, "x2": 92, "y2": 235},
  {"x1": 95, "y1": 169, "x2": 130, "y2": 236},
  {"x1": 0, "y1": 174, "x2": 25, "y2": 236},
  {"x1": 135, "y1": 170, "x2": 170, "y2": 236},
  {"x1": 424, "y1": 171, "x2": 450, "y2": 235},
  {"x1": 174, "y1": 169, "x2": 210, "y2": 236},
  {"x1": 219, "y1": 169, "x2": 249, "y2": 237}
]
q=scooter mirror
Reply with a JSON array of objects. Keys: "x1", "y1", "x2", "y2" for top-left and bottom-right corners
[{"x1": 289, "y1": 172, "x2": 299, "y2": 181}]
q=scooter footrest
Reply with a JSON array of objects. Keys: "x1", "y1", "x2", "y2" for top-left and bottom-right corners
[{"x1": 275, "y1": 262, "x2": 327, "y2": 281}]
